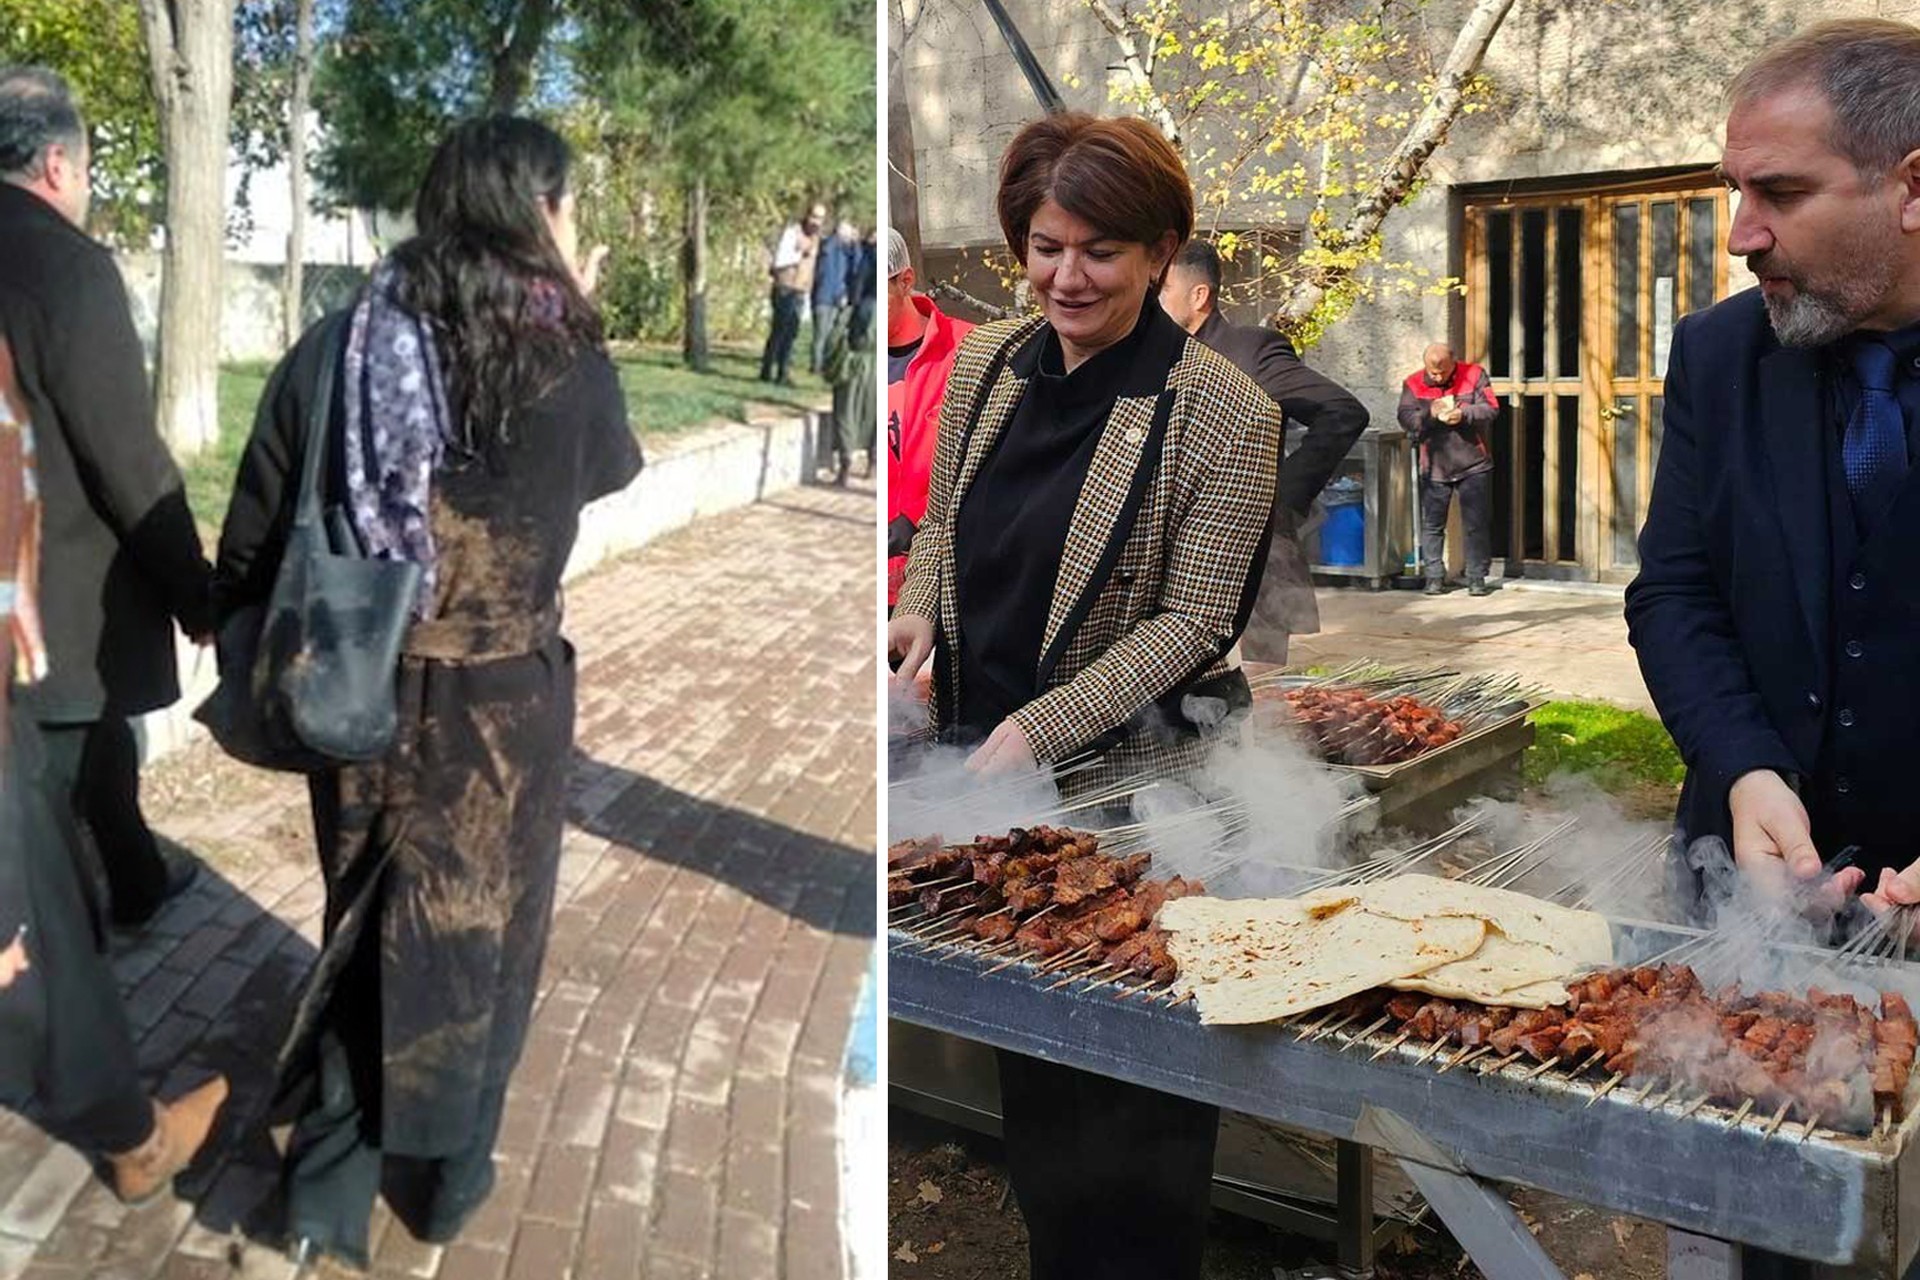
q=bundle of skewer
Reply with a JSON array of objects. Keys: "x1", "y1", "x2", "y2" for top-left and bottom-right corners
[
  {"x1": 891, "y1": 820, "x2": 1920, "y2": 1142},
  {"x1": 1247, "y1": 663, "x2": 1539, "y2": 769}
]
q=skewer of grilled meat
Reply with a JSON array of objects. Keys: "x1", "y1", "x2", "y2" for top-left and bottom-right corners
[{"x1": 1360, "y1": 964, "x2": 1916, "y2": 1131}]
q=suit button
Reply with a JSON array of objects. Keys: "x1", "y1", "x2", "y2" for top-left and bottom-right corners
[
  {"x1": 1807, "y1": 691, "x2": 1823, "y2": 710},
  {"x1": 1839, "y1": 708, "x2": 1856, "y2": 727},
  {"x1": 1851, "y1": 572, "x2": 1867, "y2": 591},
  {"x1": 1836, "y1": 776, "x2": 1853, "y2": 795},
  {"x1": 1845, "y1": 639, "x2": 1864, "y2": 659}
]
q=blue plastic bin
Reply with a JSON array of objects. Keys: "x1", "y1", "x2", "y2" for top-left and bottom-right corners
[{"x1": 1320, "y1": 481, "x2": 1366, "y2": 566}]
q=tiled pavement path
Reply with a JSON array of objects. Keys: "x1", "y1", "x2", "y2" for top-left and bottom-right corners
[{"x1": 0, "y1": 483, "x2": 879, "y2": 1280}]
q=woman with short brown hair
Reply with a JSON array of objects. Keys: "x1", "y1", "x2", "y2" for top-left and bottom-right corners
[{"x1": 889, "y1": 111, "x2": 1282, "y2": 1279}]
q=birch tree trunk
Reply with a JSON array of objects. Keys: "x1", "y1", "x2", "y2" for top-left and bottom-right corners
[
  {"x1": 137, "y1": 0, "x2": 236, "y2": 457},
  {"x1": 282, "y1": 0, "x2": 314, "y2": 349},
  {"x1": 1275, "y1": 0, "x2": 1518, "y2": 326}
]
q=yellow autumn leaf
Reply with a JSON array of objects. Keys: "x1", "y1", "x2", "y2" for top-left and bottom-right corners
[
  {"x1": 894, "y1": 1242, "x2": 920, "y2": 1264},
  {"x1": 917, "y1": 1179, "x2": 945, "y2": 1205}
]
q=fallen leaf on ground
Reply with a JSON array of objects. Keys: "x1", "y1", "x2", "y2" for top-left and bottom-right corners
[
  {"x1": 1610, "y1": 1219, "x2": 1634, "y2": 1248},
  {"x1": 926, "y1": 1241, "x2": 945, "y2": 1254},
  {"x1": 1574, "y1": 1272, "x2": 1597, "y2": 1280},
  {"x1": 894, "y1": 1242, "x2": 919, "y2": 1263},
  {"x1": 917, "y1": 1179, "x2": 944, "y2": 1205}
]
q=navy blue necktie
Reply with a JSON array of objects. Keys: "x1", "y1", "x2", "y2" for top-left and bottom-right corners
[{"x1": 1843, "y1": 339, "x2": 1905, "y2": 516}]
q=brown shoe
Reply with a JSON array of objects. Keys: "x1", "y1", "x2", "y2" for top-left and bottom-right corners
[{"x1": 108, "y1": 1075, "x2": 229, "y2": 1204}]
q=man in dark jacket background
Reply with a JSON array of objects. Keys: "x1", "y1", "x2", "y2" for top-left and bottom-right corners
[
  {"x1": 1159, "y1": 239, "x2": 1368, "y2": 663},
  {"x1": 0, "y1": 66, "x2": 211, "y2": 929},
  {"x1": 1398, "y1": 343, "x2": 1500, "y2": 596}
]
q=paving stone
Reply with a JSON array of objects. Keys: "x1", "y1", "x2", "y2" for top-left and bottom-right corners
[{"x1": 1, "y1": 486, "x2": 874, "y2": 1279}]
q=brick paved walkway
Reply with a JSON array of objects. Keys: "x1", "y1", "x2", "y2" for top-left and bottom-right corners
[{"x1": 0, "y1": 483, "x2": 878, "y2": 1280}]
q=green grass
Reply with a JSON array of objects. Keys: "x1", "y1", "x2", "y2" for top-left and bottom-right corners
[
  {"x1": 183, "y1": 340, "x2": 827, "y2": 537},
  {"x1": 1523, "y1": 699, "x2": 1685, "y2": 792}
]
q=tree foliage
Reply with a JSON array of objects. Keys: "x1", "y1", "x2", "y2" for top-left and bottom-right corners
[
  {"x1": 567, "y1": 0, "x2": 876, "y2": 346},
  {"x1": 313, "y1": 0, "x2": 570, "y2": 211},
  {"x1": 0, "y1": 0, "x2": 160, "y2": 242},
  {"x1": 1089, "y1": 0, "x2": 1508, "y2": 345}
]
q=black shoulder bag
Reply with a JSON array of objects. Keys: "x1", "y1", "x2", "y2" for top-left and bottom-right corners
[{"x1": 195, "y1": 319, "x2": 423, "y2": 772}]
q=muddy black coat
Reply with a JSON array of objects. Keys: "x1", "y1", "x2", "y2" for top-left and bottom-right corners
[{"x1": 216, "y1": 315, "x2": 642, "y2": 1155}]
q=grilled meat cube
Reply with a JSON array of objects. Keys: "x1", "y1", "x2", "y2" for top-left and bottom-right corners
[
  {"x1": 1004, "y1": 877, "x2": 1053, "y2": 914},
  {"x1": 1052, "y1": 857, "x2": 1120, "y2": 908},
  {"x1": 888, "y1": 835, "x2": 946, "y2": 871},
  {"x1": 919, "y1": 883, "x2": 979, "y2": 915},
  {"x1": 1385, "y1": 993, "x2": 1428, "y2": 1022},
  {"x1": 973, "y1": 913, "x2": 1018, "y2": 944},
  {"x1": 1630, "y1": 967, "x2": 1660, "y2": 994},
  {"x1": 1745, "y1": 1017, "x2": 1788, "y2": 1052},
  {"x1": 1559, "y1": 1024, "x2": 1597, "y2": 1057},
  {"x1": 1515, "y1": 1027, "x2": 1566, "y2": 1060}
]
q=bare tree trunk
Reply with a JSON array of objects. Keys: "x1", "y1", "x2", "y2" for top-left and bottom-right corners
[
  {"x1": 283, "y1": 0, "x2": 315, "y2": 349},
  {"x1": 682, "y1": 175, "x2": 709, "y2": 372},
  {"x1": 138, "y1": 0, "x2": 236, "y2": 457},
  {"x1": 1276, "y1": 0, "x2": 1517, "y2": 325},
  {"x1": 487, "y1": 0, "x2": 558, "y2": 113},
  {"x1": 887, "y1": 43, "x2": 923, "y2": 276},
  {"x1": 1085, "y1": 0, "x2": 1180, "y2": 144}
]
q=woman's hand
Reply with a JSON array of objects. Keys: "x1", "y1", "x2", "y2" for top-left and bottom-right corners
[
  {"x1": 966, "y1": 718, "x2": 1036, "y2": 775},
  {"x1": 888, "y1": 614, "x2": 933, "y2": 685},
  {"x1": 575, "y1": 245, "x2": 611, "y2": 298}
]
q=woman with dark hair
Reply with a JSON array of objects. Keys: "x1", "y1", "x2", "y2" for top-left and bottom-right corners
[
  {"x1": 216, "y1": 116, "x2": 641, "y2": 1266},
  {"x1": 888, "y1": 112, "x2": 1282, "y2": 1280}
]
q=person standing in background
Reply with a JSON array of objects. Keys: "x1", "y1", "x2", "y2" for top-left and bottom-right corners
[
  {"x1": 883, "y1": 227, "x2": 972, "y2": 610},
  {"x1": 1159, "y1": 238, "x2": 1368, "y2": 663},
  {"x1": 810, "y1": 218, "x2": 857, "y2": 375},
  {"x1": 1398, "y1": 342, "x2": 1500, "y2": 596},
  {"x1": 761, "y1": 201, "x2": 825, "y2": 386},
  {"x1": 0, "y1": 65, "x2": 211, "y2": 932}
]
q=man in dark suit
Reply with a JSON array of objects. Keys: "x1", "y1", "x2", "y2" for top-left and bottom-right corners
[
  {"x1": 0, "y1": 66, "x2": 211, "y2": 929},
  {"x1": 1625, "y1": 20, "x2": 1920, "y2": 915},
  {"x1": 1159, "y1": 238, "x2": 1367, "y2": 663}
]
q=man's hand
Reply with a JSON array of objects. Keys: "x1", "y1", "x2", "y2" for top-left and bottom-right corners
[
  {"x1": 1439, "y1": 406, "x2": 1464, "y2": 425},
  {"x1": 966, "y1": 718, "x2": 1036, "y2": 775},
  {"x1": 888, "y1": 614, "x2": 933, "y2": 684},
  {"x1": 0, "y1": 928, "x2": 29, "y2": 991},
  {"x1": 1862, "y1": 862, "x2": 1920, "y2": 916},
  {"x1": 1729, "y1": 769, "x2": 1864, "y2": 907}
]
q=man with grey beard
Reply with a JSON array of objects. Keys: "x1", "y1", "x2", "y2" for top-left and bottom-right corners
[{"x1": 1625, "y1": 20, "x2": 1920, "y2": 923}]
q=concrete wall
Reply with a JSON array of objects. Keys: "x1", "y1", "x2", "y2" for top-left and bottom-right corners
[
  {"x1": 898, "y1": 0, "x2": 1908, "y2": 419},
  {"x1": 114, "y1": 254, "x2": 369, "y2": 366}
]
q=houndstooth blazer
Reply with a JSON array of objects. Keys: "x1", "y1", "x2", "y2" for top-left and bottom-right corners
[{"x1": 895, "y1": 306, "x2": 1282, "y2": 786}]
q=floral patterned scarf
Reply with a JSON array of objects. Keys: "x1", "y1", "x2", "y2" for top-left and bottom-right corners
[{"x1": 341, "y1": 261, "x2": 453, "y2": 618}]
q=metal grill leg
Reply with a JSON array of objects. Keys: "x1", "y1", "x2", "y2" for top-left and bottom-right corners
[
  {"x1": 1335, "y1": 1139, "x2": 1376, "y2": 1277},
  {"x1": 1393, "y1": 1161, "x2": 1564, "y2": 1280},
  {"x1": 1668, "y1": 1230, "x2": 1742, "y2": 1280}
]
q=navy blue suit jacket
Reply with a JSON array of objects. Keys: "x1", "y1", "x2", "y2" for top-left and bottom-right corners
[{"x1": 1625, "y1": 286, "x2": 1920, "y2": 861}]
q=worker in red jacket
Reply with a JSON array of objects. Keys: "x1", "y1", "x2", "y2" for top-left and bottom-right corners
[
  {"x1": 1397, "y1": 343, "x2": 1501, "y2": 595},
  {"x1": 885, "y1": 228, "x2": 973, "y2": 608}
]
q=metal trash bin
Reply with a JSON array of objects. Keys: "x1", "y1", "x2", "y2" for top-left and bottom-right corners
[{"x1": 1297, "y1": 425, "x2": 1410, "y2": 588}]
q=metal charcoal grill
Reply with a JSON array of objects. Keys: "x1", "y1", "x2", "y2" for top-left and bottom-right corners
[
  {"x1": 1245, "y1": 663, "x2": 1538, "y2": 820},
  {"x1": 887, "y1": 826, "x2": 1920, "y2": 1276}
]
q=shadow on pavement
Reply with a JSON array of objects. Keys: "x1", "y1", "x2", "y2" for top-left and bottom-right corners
[{"x1": 568, "y1": 751, "x2": 875, "y2": 940}]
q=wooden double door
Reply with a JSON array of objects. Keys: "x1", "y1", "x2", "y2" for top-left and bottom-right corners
[{"x1": 1463, "y1": 178, "x2": 1731, "y2": 581}]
